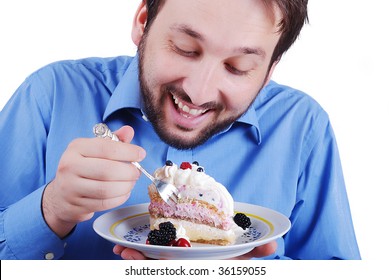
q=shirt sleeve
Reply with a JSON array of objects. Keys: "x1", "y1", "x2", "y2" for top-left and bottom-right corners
[
  {"x1": 1, "y1": 186, "x2": 66, "y2": 259},
  {"x1": 283, "y1": 115, "x2": 361, "y2": 259},
  {"x1": 0, "y1": 72, "x2": 66, "y2": 259}
]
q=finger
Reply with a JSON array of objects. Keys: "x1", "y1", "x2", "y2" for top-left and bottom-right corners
[
  {"x1": 119, "y1": 247, "x2": 148, "y2": 260},
  {"x1": 76, "y1": 157, "x2": 141, "y2": 182},
  {"x1": 113, "y1": 244, "x2": 148, "y2": 260},
  {"x1": 113, "y1": 244, "x2": 126, "y2": 255},
  {"x1": 233, "y1": 241, "x2": 277, "y2": 260},
  {"x1": 69, "y1": 137, "x2": 146, "y2": 163},
  {"x1": 77, "y1": 191, "x2": 132, "y2": 212},
  {"x1": 74, "y1": 179, "x2": 137, "y2": 200},
  {"x1": 114, "y1": 126, "x2": 135, "y2": 143}
]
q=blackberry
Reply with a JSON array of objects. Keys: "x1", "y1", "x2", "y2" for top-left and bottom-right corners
[
  {"x1": 159, "y1": 221, "x2": 175, "y2": 232},
  {"x1": 147, "y1": 222, "x2": 177, "y2": 246},
  {"x1": 234, "y1": 213, "x2": 251, "y2": 230}
]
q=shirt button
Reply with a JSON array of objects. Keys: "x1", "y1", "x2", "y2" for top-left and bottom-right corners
[{"x1": 45, "y1": 252, "x2": 55, "y2": 260}]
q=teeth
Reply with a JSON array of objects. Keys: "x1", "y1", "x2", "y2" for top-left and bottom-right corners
[
  {"x1": 182, "y1": 105, "x2": 190, "y2": 113},
  {"x1": 172, "y1": 96, "x2": 206, "y2": 116}
]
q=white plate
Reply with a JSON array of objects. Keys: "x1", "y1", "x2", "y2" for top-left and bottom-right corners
[{"x1": 93, "y1": 202, "x2": 290, "y2": 260}]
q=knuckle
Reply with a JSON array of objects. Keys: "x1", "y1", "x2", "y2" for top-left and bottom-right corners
[
  {"x1": 67, "y1": 138, "x2": 83, "y2": 150},
  {"x1": 57, "y1": 156, "x2": 73, "y2": 174}
]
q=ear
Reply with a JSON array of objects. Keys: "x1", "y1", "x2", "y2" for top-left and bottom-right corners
[
  {"x1": 131, "y1": 2, "x2": 148, "y2": 46},
  {"x1": 263, "y1": 60, "x2": 279, "y2": 87}
]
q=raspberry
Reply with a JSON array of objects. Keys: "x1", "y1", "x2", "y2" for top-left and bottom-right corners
[
  {"x1": 233, "y1": 213, "x2": 251, "y2": 230},
  {"x1": 180, "y1": 162, "x2": 192, "y2": 170},
  {"x1": 147, "y1": 222, "x2": 177, "y2": 246}
]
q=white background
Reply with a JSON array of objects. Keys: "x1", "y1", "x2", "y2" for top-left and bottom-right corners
[{"x1": 1, "y1": 0, "x2": 388, "y2": 261}]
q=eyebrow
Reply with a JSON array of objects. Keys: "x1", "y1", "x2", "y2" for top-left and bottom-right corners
[
  {"x1": 234, "y1": 47, "x2": 267, "y2": 59},
  {"x1": 170, "y1": 23, "x2": 205, "y2": 41},
  {"x1": 170, "y1": 23, "x2": 267, "y2": 59}
]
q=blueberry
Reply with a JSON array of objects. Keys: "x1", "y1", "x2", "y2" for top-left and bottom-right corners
[
  {"x1": 197, "y1": 167, "x2": 204, "y2": 172},
  {"x1": 165, "y1": 160, "x2": 173, "y2": 166}
]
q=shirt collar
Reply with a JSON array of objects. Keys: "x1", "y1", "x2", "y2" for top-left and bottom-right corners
[
  {"x1": 103, "y1": 53, "x2": 262, "y2": 145},
  {"x1": 234, "y1": 104, "x2": 262, "y2": 145},
  {"x1": 103, "y1": 54, "x2": 143, "y2": 121}
]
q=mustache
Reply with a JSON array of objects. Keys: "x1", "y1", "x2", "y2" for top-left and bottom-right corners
[{"x1": 162, "y1": 84, "x2": 223, "y2": 111}]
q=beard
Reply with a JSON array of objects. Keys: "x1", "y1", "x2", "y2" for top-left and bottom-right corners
[{"x1": 137, "y1": 35, "x2": 253, "y2": 150}]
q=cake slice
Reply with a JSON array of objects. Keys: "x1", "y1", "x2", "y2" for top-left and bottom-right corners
[{"x1": 148, "y1": 161, "x2": 244, "y2": 245}]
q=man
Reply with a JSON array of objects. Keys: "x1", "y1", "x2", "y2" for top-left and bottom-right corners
[{"x1": 0, "y1": 0, "x2": 360, "y2": 259}]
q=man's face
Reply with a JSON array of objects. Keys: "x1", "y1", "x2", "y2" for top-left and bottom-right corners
[{"x1": 138, "y1": 0, "x2": 281, "y2": 149}]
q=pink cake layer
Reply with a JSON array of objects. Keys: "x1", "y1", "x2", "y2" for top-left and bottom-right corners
[{"x1": 149, "y1": 200, "x2": 233, "y2": 230}]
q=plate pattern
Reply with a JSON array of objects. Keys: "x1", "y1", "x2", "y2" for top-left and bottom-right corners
[{"x1": 123, "y1": 223, "x2": 149, "y2": 243}]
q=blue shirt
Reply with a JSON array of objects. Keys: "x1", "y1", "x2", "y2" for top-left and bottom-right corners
[{"x1": 0, "y1": 55, "x2": 360, "y2": 260}]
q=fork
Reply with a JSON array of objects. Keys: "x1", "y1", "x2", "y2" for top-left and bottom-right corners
[{"x1": 93, "y1": 123, "x2": 179, "y2": 206}]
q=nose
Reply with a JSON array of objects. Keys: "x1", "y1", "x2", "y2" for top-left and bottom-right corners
[{"x1": 182, "y1": 59, "x2": 221, "y2": 106}]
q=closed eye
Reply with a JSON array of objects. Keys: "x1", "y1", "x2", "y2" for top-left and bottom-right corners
[
  {"x1": 224, "y1": 63, "x2": 249, "y2": 76},
  {"x1": 170, "y1": 41, "x2": 199, "y2": 58}
]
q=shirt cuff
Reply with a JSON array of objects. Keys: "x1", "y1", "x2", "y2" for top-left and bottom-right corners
[{"x1": 3, "y1": 186, "x2": 66, "y2": 259}]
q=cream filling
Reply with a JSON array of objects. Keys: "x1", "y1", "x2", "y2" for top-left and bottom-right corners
[{"x1": 151, "y1": 217, "x2": 243, "y2": 245}]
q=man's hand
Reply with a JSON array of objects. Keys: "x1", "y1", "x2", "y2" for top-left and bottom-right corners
[
  {"x1": 113, "y1": 241, "x2": 277, "y2": 260},
  {"x1": 231, "y1": 241, "x2": 277, "y2": 259},
  {"x1": 42, "y1": 126, "x2": 146, "y2": 238},
  {"x1": 113, "y1": 245, "x2": 149, "y2": 260}
]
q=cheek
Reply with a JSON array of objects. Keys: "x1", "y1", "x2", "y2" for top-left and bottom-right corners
[
  {"x1": 144, "y1": 44, "x2": 190, "y2": 88},
  {"x1": 221, "y1": 80, "x2": 262, "y2": 112},
  {"x1": 145, "y1": 58, "x2": 186, "y2": 90}
]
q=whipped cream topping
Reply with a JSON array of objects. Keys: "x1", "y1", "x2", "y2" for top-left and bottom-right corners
[
  {"x1": 153, "y1": 162, "x2": 234, "y2": 216},
  {"x1": 175, "y1": 224, "x2": 189, "y2": 241}
]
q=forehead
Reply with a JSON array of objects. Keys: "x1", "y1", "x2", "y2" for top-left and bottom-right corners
[{"x1": 152, "y1": 0, "x2": 281, "y2": 49}]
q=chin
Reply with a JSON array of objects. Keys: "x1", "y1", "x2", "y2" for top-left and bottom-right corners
[{"x1": 154, "y1": 125, "x2": 208, "y2": 150}]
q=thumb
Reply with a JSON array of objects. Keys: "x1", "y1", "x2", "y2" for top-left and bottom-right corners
[{"x1": 114, "y1": 125, "x2": 135, "y2": 143}]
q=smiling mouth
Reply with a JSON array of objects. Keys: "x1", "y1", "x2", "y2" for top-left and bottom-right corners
[{"x1": 172, "y1": 95, "x2": 208, "y2": 117}]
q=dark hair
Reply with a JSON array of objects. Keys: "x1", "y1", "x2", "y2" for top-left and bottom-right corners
[{"x1": 143, "y1": 0, "x2": 308, "y2": 66}]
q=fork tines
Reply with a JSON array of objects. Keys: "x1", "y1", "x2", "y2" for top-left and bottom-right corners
[
  {"x1": 167, "y1": 189, "x2": 180, "y2": 207},
  {"x1": 159, "y1": 186, "x2": 179, "y2": 207}
]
